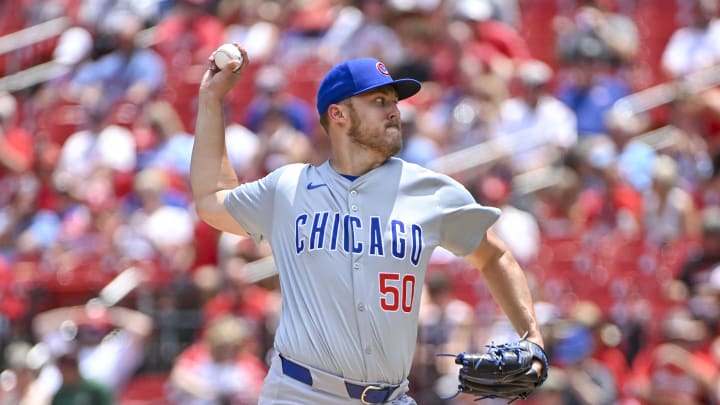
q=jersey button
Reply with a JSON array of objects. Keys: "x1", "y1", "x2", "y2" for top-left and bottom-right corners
[
  {"x1": 351, "y1": 205, "x2": 358, "y2": 211},
  {"x1": 350, "y1": 190, "x2": 357, "y2": 196},
  {"x1": 353, "y1": 263, "x2": 360, "y2": 270},
  {"x1": 365, "y1": 346, "x2": 372, "y2": 355},
  {"x1": 357, "y1": 304, "x2": 365, "y2": 312}
]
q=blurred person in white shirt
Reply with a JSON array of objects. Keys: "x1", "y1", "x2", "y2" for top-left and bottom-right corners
[
  {"x1": 662, "y1": 0, "x2": 720, "y2": 78},
  {"x1": 32, "y1": 302, "x2": 153, "y2": 398},
  {"x1": 493, "y1": 59, "x2": 578, "y2": 174},
  {"x1": 114, "y1": 167, "x2": 196, "y2": 272}
]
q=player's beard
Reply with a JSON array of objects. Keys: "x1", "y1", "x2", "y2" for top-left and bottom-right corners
[{"x1": 346, "y1": 104, "x2": 402, "y2": 158}]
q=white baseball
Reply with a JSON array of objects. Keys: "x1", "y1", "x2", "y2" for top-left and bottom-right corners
[{"x1": 213, "y1": 43, "x2": 242, "y2": 70}]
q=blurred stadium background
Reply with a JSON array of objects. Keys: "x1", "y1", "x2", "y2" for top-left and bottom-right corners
[{"x1": 0, "y1": 0, "x2": 719, "y2": 404}]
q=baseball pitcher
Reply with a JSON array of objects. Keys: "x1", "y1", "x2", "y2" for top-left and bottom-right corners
[{"x1": 190, "y1": 44, "x2": 548, "y2": 404}]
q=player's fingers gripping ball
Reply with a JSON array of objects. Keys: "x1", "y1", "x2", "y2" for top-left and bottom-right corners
[
  {"x1": 450, "y1": 339, "x2": 549, "y2": 403},
  {"x1": 212, "y1": 43, "x2": 243, "y2": 71}
]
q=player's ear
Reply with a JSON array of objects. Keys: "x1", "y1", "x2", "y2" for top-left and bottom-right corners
[{"x1": 328, "y1": 104, "x2": 345, "y2": 121}]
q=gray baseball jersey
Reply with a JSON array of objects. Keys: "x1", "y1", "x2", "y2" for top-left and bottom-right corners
[{"x1": 224, "y1": 157, "x2": 500, "y2": 384}]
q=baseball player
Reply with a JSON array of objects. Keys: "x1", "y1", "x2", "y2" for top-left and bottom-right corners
[{"x1": 190, "y1": 44, "x2": 546, "y2": 404}]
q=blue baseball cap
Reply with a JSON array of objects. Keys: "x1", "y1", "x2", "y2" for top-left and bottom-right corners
[{"x1": 316, "y1": 58, "x2": 421, "y2": 115}]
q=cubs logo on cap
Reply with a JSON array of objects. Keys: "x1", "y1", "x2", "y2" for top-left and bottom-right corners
[
  {"x1": 316, "y1": 57, "x2": 421, "y2": 115},
  {"x1": 376, "y1": 62, "x2": 390, "y2": 76}
]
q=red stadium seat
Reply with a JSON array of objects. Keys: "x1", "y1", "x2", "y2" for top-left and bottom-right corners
[
  {"x1": 518, "y1": 0, "x2": 559, "y2": 69},
  {"x1": 631, "y1": 0, "x2": 680, "y2": 86},
  {"x1": 35, "y1": 98, "x2": 86, "y2": 145},
  {"x1": 159, "y1": 68, "x2": 202, "y2": 134},
  {"x1": 38, "y1": 259, "x2": 115, "y2": 307},
  {"x1": 119, "y1": 373, "x2": 169, "y2": 405}
]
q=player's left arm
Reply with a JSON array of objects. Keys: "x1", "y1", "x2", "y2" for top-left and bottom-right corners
[{"x1": 464, "y1": 229, "x2": 544, "y2": 348}]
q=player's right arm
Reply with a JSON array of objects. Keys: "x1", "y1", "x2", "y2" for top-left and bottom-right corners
[{"x1": 190, "y1": 44, "x2": 249, "y2": 236}]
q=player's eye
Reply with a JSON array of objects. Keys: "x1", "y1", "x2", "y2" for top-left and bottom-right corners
[{"x1": 375, "y1": 97, "x2": 398, "y2": 106}]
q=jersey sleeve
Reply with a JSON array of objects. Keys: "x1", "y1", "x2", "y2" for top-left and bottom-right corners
[
  {"x1": 224, "y1": 166, "x2": 290, "y2": 242},
  {"x1": 437, "y1": 178, "x2": 501, "y2": 256}
]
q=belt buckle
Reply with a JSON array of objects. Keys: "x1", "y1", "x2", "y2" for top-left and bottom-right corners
[{"x1": 360, "y1": 385, "x2": 384, "y2": 405}]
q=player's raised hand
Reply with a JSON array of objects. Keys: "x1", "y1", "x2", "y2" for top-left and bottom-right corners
[{"x1": 199, "y1": 43, "x2": 249, "y2": 101}]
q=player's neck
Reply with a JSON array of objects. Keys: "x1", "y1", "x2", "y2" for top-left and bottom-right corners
[
  {"x1": 327, "y1": 139, "x2": 391, "y2": 176},
  {"x1": 328, "y1": 154, "x2": 389, "y2": 177}
]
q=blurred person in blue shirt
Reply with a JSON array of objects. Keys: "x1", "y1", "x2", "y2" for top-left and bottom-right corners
[
  {"x1": 68, "y1": 14, "x2": 166, "y2": 112},
  {"x1": 556, "y1": 40, "x2": 631, "y2": 137}
]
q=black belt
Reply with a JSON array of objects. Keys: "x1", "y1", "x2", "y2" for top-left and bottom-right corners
[{"x1": 280, "y1": 355, "x2": 399, "y2": 404}]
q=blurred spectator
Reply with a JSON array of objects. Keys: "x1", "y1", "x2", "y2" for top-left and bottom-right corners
[
  {"x1": 53, "y1": 106, "x2": 136, "y2": 204},
  {"x1": 135, "y1": 100, "x2": 195, "y2": 180},
  {"x1": 548, "y1": 320, "x2": 618, "y2": 405},
  {"x1": 0, "y1": 341, "x2": 52, "y2": 405},
  {"x1": 387, "y1": 16, "x2": 436, "y2": 84},
  {"x1": 243, "y1": 64, "x2": 316, "y2": 136},
  {"x1": 493, "y1": 59, "x2": 578, "y2": 174},
  {"x1": 554, "y1": 0, "x2": 639, "y2": 70},
  {"x1": 53, "y1": 24, "x2": 99, "y2": 70},
  {"x1": 625, "y1": 308, "x2": 718, "y2": 405},
  {"x1": 700, "y1": 154, "x2": 720, "y2": 207},
  {"x1": 470, "y1": 3, "x2": 531, "y2": 65},
  {"x1": 642, "y1": 154, "x2": 702, "y2": 247},
  {"x1": 201, "y1": 256, "x2": 280, "y2": 360},
  {"x1": 41, "y1": 182, "x2": 118, "y2": 274},
  {"x1": 573, "y1": 135, "x2": 643, "y2": 235},
  {"x1": 660, "y1": 0, "x2": 720, "y2": 157},
  {"x1": 331, "y1": 0, "x2": 404, "y2": 67},
  {"x1": 653, "y1": 90, "x2": 713, "y2": 187},
  {"x1": 152, "y1": 0, "x2": 224, "y2": 69},
  {"x1": 664, "y1": 99, "x2": 720, "y2": 185},
  {"x1": 602, "y1": 109, "x2": 658, "y2": 195},
  {"x1": 32, "y1": 302, "x2": 153, "y2": 397},
  {"x1": 454, "y1": 0, "x2": 522, "y2": 29},
  {"x1": 666, "y1": 87, "x2": 720, "y2": 176},
  {"x1": 219, "y1": 0, "x2": 281, "y2": 64},
  {"x1": 224, "y1": 123, "x2": 262, "y2": 182},
  {"x1": 114, "y1": 167, "x2": 196, "y2": 272},
  {"x1": 0, "y1": 94, "x2": 41, "y2": 259},
  {"x1": 68, "y1": 13, "x2": 166, "y2": 112},
  {"x1": 556, "y1": 43, "x2": 631, "y2": 137},
  {"x1": 677, "y1": 206, "x2": 720, "y2": 295},
  {"x1": 50, "y1": 23, "x2": 95, "y2": 92},
  {"x1": 412, "y1": 272, "x2": 476, "y2": 403},
  {"x1": 533, "y1": 166, "x2": 585, "y2": 238},
  {"x1": 395, "y1": 103, "x2": 442, "y2": 167},
  {"x1": 708, "y1": 261, "x2": 720, "y2": 316},
  {"x1": 166, "y1": 315, "x2": 266, "y2": 405},
  {"x1": 526, "y1": 368, "x2": 571, "y2": 405},
  {"x1": 434, "y1": 71, "x2": 507, "y2": 153},
  {"x1": 50, "y1": 349, "x2": 114, "y2": 405},
  {"x1": 272, "y1": 0, "x2": 335, "y2": 68},
  {"x1": 661, "y1": 0, "x2": 720, "y2": 79},
  {"x1": 475, "y1": 174, "x2": 540, "y2": 266},
  {"x1": 569, "y1": 300, "x2": 630, "y2": 395},
  {"x1": 75, "y1": 0, "x2": 165, "y2": 32},
  {"x1": 217, "y1": 232, "x2": 273, "y2": 269},
  {"x1": 0, "y1": 174, "x2": 60, "y2": 263},
  {"x1": 431, "y1": 0, "x2": 529, "y2": 87},
  {"x1": 0, "y1": 92, "x2": 34, "y2": 179},
  {"x1": 247, "y1": 107, "x2": 313, "y2": 177}
]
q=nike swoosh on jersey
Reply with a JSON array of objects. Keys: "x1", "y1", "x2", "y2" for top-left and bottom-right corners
[{"x1": 306, "y1": 182, "x2": 328, "y2": 190}]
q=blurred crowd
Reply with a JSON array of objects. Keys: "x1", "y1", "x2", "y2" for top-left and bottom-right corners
[{"x1": 0, "y1": 0, "x2": 720, "y2": 404}]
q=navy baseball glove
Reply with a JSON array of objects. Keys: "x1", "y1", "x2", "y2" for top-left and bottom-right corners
[{"x1": 450, "y1": 339, "x2": 549, "y2": 403}]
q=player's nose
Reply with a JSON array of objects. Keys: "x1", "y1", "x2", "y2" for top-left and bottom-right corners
[{"x1": 387, "y1": 104, "x2": 400, "y2": 121}]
